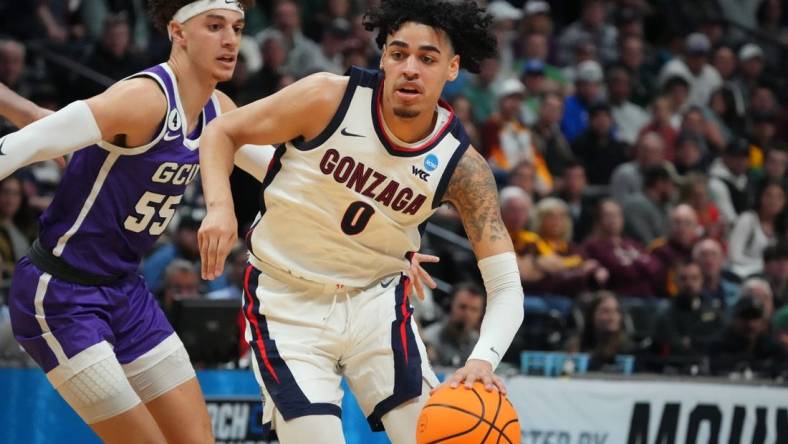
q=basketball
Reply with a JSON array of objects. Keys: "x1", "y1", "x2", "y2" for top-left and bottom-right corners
[{"x1": 416, "y1": 382, "x2": 521, "y2": 444}]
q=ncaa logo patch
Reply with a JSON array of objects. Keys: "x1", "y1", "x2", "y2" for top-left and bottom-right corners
[
  {"x1": 424, "y1": 154, "x2": 439, "y2": 172},
  {"x1": 167, "y1": 109, "x2": 182, "y2": 132}
]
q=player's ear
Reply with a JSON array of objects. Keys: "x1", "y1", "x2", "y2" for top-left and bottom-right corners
[
  {"x1": 169, "y1": 20, "x2": 186, "y2": 46},
  {"x1": 447, "y1": 54, "x2": 460, "y2": 82},
  {"x1": 379, "y1": 44, "x2": 386, "y2": 70}
]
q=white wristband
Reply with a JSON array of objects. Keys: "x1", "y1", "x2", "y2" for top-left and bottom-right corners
[{"x1": 467, "y1": 252, "x2": 524, "y2": 369}]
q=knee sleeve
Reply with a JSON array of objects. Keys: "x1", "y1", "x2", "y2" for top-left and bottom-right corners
[
  {"x1": 55, "y1": 355, "x2": 142, "y2": 424},
  {"x1": 124, "y1": 336, "x2": 196, "y2": 404}
]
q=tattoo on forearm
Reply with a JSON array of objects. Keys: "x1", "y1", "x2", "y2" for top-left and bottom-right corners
[{"x1": 445, "y1": 149, "x2": 508, "y2": 244}]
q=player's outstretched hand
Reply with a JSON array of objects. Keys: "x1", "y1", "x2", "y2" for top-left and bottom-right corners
[
  {"x1": 198, "y1": 205, "x2": 238, "y2": 280},
  {"x1": 435, "y1": 359, "x2": 507, "y2": 394},
  {"x1": 408, "y1": 253, "x2": 439, "y2": 301}
]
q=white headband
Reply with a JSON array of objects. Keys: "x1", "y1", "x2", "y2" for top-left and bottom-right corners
[{"x1": 173, "y1": 0, "x2": 245, "y2": 24}]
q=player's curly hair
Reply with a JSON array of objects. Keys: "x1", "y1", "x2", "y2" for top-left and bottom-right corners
[
  {"x1": 363, "y1": 0, "x2": 497, "y2": 74},
  {"x1": 147, "y1": 0, "x2": 256, "y2": 32}
]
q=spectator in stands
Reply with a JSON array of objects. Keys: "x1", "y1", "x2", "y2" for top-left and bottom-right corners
[
  {"x1": 159, "y1": 259, "x2": 202, "y2": 319},
  {"x1": 79, "y1": 0, "x2": 149, "y2": 49},
  {"x1": 571, "y1": 102, "x2": 629, "y2": 185},
  {"x1": 306, "y1": 18, "x2": 351, "y2": 75},
  {"x1": 142, "y1": 212, "x2": 226, "y2": 294},
  {"x1": 740, "y1": 278, "x2": 775, "y2": 321},
  {"x1": 618, "y1": 35, "x2": 655, "y2": 107},
  {"x1": 522, "y1": 197, "x2": 608, "y2": 297},
  {"x1": 708, "y1": 296, "x2": 786, "y2": 376},
  {"x1": 661, "y1": 74, "x2": 692, "y2": 130},
  {"x1": 653, "y1": 261, "x2": 725, "y2": 359},
  {"x1": 673, "y1": 132, "x2": 708, "y2": 176},
  {"x1": 555, "y1": 162, "x2": 595, "y2": 243},
  {"x1": 462, "y1": 57, "x2": 499, "y2": 124},
  {"x1": 257, "y1": 0, "x2": 322, "y2": 80},
  {"x1": 709, "y1": 138, "x2": 752, "y2": 227},
  {"x1": 423, "y1": 283, "x2": 484, "y2": 368},
  {"x1": 728, "y1": 181, "x2": 784, "y2": 279},
  {"x1": 556, "y1": 0, "x2": 617, "y2": 66},
  {"x1": 611, "y1": 132, "x2": 667, "y2": 203},
  {"x1": 518, "y1": 59, "x2": 545, "y2": 126},
  {"x1": 482, "y1": 78, "x2": 552, "y2": 195},
  {"x1": 520, "y1": 1, "x2": 553, "y2": 37},
  {"x1": 649, "y1": 204, "x2": 700, "y2": 297},
  {"x1": 750, "y1": 145, "x2": 788, "y2": 193},
  {"x1": 711, "y1": 45, "x2": 737, "y2": 85},
  {"x1": 0, "y1": 40, "x2": 33, "y2": 99},
  {"x1": 705, "y1": 87, "x2": 741, "y2": 147},
  {"x1": 501, "y1": 186, "x2": 533, "y2": 246},
  {"x1": 693, "y1": 238, "x2": 739, "y2": 310},
  {"x1": 622, "y1": 165, "x2": 675, "y2": 246},
  {"x1": 748, "y1": 85, "x2": 780, "y2": 132},
  {"x1": 658, "y1": 32, "x2": 722, "y2": 107},
  {"x1": 303, "y1": 0, "x2": 353, "y2": 42},
  {"x1": 584, "y1": 199, "x2": 657, "y2": 297},
  {"x1": 0, "y1": 176, "x2": 33, "y2": 289},
  {"x1": 732, "y1": 44, "x2": 765, "y2": 109},
  {"x1": 679, "y1": 173, "x2": 724, "y2": 241},
  {"x1": 245, "y1": 31, "x2": 289, "y2": 101},
  {"x1": 640, "y1": 97, "x2": 678, "y2": 161},
  {"x1": 756, "y1": 0, "x2": 788, "y2": 63},
  {"x1": 581, "y1": 291, "x2": 637, "y2": 372},
  {"x1": 607, "y1": 65, "x2": 649, "y2": 146},
  {"x1": 680, "y1": 105, "x2": 725, "y2": 155},
  {"x1": 748, "y1": 111, "x2": 779, "y2": 171},
  {"x1": 762, "y1": 243, "x2": 788, "y2": 309},
  {"x1": 451, "y1": 96, "x2": 480, "y2": 148},
  {"x1": 82, "y1": 13, "x2": 146, "y2": 97},
  {"x1": 561, "y1": 60, "x2": 604, "y2": 143},
  {"x1": 532, "y1": 92, "x2": 574, "y2": 178},
  {"x1": 517, "y1": 32, "x2": 566, "y2": 88},
  {"x1": 507, "y1": 160, "x2": 540, "y2": 199}
]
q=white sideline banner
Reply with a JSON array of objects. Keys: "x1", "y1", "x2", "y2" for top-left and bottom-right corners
[{"x1": 506, "y1": 377, "x2": 788, "y2": 444}]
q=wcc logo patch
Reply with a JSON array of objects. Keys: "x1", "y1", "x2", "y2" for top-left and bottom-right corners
[{"x1": 412, "y1": 154, "x2": 439, "y2": 182}]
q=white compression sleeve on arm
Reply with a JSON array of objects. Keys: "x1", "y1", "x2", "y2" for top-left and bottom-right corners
[
  {"x1": 0, "y1": 101, "x2": 102, "y2": 179},
  {"x1": 234, "y1": 144, "x2": 275, "y2": 181},
  {"x1": 467, "y1": 252, "x2": 525, "y2": 370}
]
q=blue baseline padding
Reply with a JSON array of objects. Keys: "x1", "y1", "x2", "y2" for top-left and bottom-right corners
[{"x1": 0, "y1": 368, "x2": 400, "y2": 443}]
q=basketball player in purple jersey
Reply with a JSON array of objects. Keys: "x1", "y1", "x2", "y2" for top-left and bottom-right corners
[
  {"x1": 0, "y1": 1, "x2": 263, "y2": 442},
  {"x1": 198, "y1": 1, "x2": 525, "y2": 442}
]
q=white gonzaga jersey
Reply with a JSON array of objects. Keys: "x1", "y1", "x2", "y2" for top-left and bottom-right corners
[{"x1": 248, "y1": 67, "x2": 470, "y2": 287}]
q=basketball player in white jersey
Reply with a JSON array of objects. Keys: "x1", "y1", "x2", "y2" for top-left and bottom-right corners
[{"x1": 198, "y1": 0, "x2": 525, "y2": 443}]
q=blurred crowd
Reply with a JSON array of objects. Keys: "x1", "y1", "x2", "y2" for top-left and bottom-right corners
[{"x1": 2, "y1": 0, "x2": 788, "y2": 379}]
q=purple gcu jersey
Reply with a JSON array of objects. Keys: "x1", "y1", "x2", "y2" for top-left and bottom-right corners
[
  {"x1": 9, "y1": 63, "x2": 218, "y2": 375},
  {"x1": 38, "y1": 63, "x2": 216, "y2": 278}
]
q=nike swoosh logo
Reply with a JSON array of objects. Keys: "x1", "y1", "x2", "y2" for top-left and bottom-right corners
[
  {"x1": 381, "y1": 277, "x2": 395, "y2": 288},
  {"x1": 490, "y1": 347, "x2": 501, "y2": 358},
  {"x1": 341, "y1": 128, "x2": 364, "y2": 138},
  {"x1": 0, "y1": 137, "x2": 5, "y2": 155},
  {"x1": 163, "y1": 132, "x2": 180, "y2": 141}
]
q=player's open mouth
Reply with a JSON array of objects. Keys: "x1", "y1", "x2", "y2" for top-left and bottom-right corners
[
  {"x1": 395, "y1": 86, "x2": 422, "y2": 100},
  {"x1": 217, "y1": 55, "x2": 236, "y2": 65}
]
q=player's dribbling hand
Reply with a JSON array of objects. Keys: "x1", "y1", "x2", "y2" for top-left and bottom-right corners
[
  {"x1": 408, "y1": 253, "x2": 440, "y2": 301},
  {"x1": 436, "y1": 359, "x2": 507, "y2": 394},
  {"x1": 198, "y1": 205, "x2": 238, "y2": 280}
]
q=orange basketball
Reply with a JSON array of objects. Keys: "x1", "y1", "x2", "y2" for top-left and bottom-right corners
[{"x1": 416, "y1": 382, "x2": 521, "y2": 444}]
